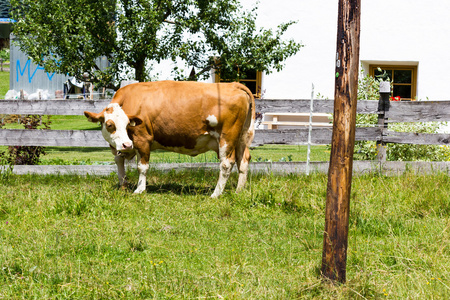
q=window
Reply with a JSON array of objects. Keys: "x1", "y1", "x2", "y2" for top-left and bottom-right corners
[
  {"x1": 215, "y1": 68, "x2": 262, "y2": 98},
  {"x1": 370, "y1": 65, "x2": 417, "y2": 100}
]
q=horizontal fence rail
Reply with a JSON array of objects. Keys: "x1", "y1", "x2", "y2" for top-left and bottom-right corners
[
  {"x1": 0, "y1": 127, "x2": 383, "y2": 147},
  {"x1": 1, "y1": 99, "x2": 374, "y2": 115},
  {"x1": 256, "y1": 99, "x2": 380, "y2": 114},
  {"x1": 2, "y1": 98, "x2": 448, "y2": 119},
  {"x1": 1, "y1": 127, "x2": 446, "y2": 147},
  {"x1": 0, "y1": 99, "x2": 111, "y2": 115},
  {"x1": 2, "y1": 161, "x2": 449, "y2": 176},
  {"x1": 383, "y1": 131, "x2": 450, "y2": 145},
  {"x1": 0, "y1": 129, "x2": 107, "y2": 147},
  {"x1": 386, "y1": 101, "x2": 450, "y2": 123}
]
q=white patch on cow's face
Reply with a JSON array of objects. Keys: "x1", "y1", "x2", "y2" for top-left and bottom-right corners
[
  {"x1": 102, "y1": 103, "x2": 133, "y2": 151},
  {"x1": 206, "y1": 115, "x2": 219, "y2": 127}
]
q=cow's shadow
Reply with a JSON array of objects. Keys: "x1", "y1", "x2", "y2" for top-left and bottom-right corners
[{"x1": 124, "y1": 182, "x2": 213, "y2": 196}]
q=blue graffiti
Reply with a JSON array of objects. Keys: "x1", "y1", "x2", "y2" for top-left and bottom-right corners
[{"x1": 16, "y1": 59, "x2": 57, "y2": 83}]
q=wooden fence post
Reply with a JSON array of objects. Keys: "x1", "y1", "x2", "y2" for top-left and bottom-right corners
[
  {"x1": 321, "y1": 0, "x2": 361, "y2": 283},
  {"x1": 377, "y1": 81, "x2": 390, "y2": 163}
]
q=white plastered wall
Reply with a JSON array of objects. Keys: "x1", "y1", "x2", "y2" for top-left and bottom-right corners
[{"x1": 247, "y1": 0, "x2": 450, "y2": 100}]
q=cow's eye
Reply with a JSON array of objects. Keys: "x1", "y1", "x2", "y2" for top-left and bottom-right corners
[{"x1": 105, "y1": 120, "x2": 116, "y2": 132}]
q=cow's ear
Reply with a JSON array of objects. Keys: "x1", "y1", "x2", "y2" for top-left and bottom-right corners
[
  {"x1": 84, "y1": 111, "x2": 104, "y2": 123},
  {"x1": 128, "y1": 115, "x2": 143, "y2": 127}
]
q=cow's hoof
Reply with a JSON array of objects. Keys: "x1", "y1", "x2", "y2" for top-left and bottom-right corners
[{"x1": 133, "y1": 188, "x2": 145, "y2": 194}]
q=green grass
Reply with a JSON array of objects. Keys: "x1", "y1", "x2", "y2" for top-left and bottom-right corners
[
  {"x1": 1, "y1": 170, "x2": 450, "y2": 298},
  {"x1": 0, "y1": 71, "x2": 9, "y2": 97}
]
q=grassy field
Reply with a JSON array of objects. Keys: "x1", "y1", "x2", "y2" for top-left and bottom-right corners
[
  {"x1": 1, "y1": 170, "x2": 450, "y2": 298},
  {"x1": 0, "y1": 71, "x2": 9, "y2": 97}
]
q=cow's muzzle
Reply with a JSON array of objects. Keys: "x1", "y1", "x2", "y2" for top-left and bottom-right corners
[
  {"x1": 117, "y1": 142, "x2": 133, "y2": 156},
  {"x1": 121, "y1": 142, "x2": 133, "y2": 150}
]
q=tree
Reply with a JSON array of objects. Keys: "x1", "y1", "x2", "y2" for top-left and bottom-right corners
[{"x1": 10, "y1": 0, "x2": 302, "y2": 89}]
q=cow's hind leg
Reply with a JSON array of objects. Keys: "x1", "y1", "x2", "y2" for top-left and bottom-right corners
[
  {"x1": 211, "y1": 141, "x2": 236, "y2": 198},
  {"x1": 235, "y1": 116, "x2": 254, "y2": 194},
  {"x1": 235, "y1": 145, "x2": 251, "y2": 193}
]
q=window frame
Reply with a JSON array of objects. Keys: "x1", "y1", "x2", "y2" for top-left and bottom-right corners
[
  {"x1": 215, "y1": 69, "x2": 262, "y2": 99},
  {"x1": 369, "y1": 64, "x2": 417, "y2": 100}
]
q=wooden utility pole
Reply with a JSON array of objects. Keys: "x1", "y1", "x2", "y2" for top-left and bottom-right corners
[{"x1": 321, "y1": 0, "x2": 361, "y2": 283}]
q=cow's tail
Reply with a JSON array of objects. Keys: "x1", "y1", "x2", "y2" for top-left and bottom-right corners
[{"x1": 237, "y1": 83, "x2": 256, "y2": 147}]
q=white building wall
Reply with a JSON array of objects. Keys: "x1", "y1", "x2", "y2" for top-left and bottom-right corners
[
  {"x1": 246, "y1": 0, "x2": 450, "y2": 100},
  {"x1": 252, "y1": 0, "x2": 338, "y2": 99},
  {"x1": 360, "y1": 0, "x2": 450, "y2": 100}
]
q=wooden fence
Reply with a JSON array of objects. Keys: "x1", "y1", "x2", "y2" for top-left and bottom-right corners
[
  {"x1": 0, "y1": 58, "x2": 10, "y2": 72},
  {"x1": 1, "y1": 98, "x2": 450, "y2": 175}
]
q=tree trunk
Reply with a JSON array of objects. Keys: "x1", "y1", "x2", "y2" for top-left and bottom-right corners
[
  {"x1": 134, "y1": 58, "x2": 147, "y2": 82},
  {"x1": 321, "y1": 0, "x2": 361, "y2": 284}
]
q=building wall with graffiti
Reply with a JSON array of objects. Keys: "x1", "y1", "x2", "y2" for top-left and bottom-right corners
[
  {"x1": 9, "y1": 41, "x2": 69, "y2": 98},
  {"x1": 9, "y1": 35, "x2": 110, "y2": 99}
]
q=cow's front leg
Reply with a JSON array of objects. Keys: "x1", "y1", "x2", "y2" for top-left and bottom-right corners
[
  {"x1": 114, "y1": 154, "x2": 127, "y2": 188},
  {"x1": 134, "y1": 152, "x2": 149, "y2": 194}
]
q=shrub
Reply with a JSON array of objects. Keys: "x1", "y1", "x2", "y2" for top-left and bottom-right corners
[
  {"x1": 355, "y1": 70, "x2": 450, "y2": 161},
  {"x1": 0, "y1": 115, "x2": 51, "y2": 165},
  {"x1": 0, "y1": 48, "x2": 9, "y2": 61}
]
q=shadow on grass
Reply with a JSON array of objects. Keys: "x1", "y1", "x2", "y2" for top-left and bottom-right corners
[
  {"x1": 125, "y1": 182, "x2": 213, "y2": 196},
  {"x1": 82, "y1": 127, "x2": 102, "y2": 131}
]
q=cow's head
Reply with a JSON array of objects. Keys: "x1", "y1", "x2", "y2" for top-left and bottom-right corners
[{"x1": 84, "y1": 103, "x2": 142, "y2": 152}]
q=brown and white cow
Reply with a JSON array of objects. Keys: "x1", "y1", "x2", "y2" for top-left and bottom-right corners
[{"x1": 84, "y1": 80, "x2": 255, "y2": 198}]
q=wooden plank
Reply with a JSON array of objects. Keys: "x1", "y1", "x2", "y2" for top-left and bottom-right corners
[
  {"x1": 256, "y1": 99, "x2": 378, "y2": 114},
  {"x1": 383, "y1": 131, "x2": 450, "y2": 145},
  {"x1": 0, "y1": 99, "x2": 381, "y2": 116},
  {"x1": 2, "y1": 99, "x2": 448, "y2": 121},
  {"x1": 3, "y1": 127, "x2": 445, "y2": 147},
  {"x1": 386, "y1": 101, "x2": 450, "y2": 122},
  {"x1": 0, "y1": 99, "x2": 111, "y2": 115},
  {"x1": 0, "y1": 129, "x2": 108, "y2": 147},
  {"x1": 252, "y1": 127, "x2": 380, "y2": 146},
  {"x1": 4, "y1": 161, "x2": 449, "y2": 176},
  {"x1": 0, "y1": 99, "x2": 448, "y2": 120},
  {"x1": 379, "y1": 161, "x2": 450, "y2": 175},
  {"x1": 256, "y1": 99, "x2": 335, "y2": 113},
  {"x1": 252, "y1": 128, "x2": 333, "y2": 146},
  {"x1": 0, "y1": 127, "x2": 381, "y2": 147},
  {"x1": 260, "y1": 121, "x2": 332, "y2": 127},
  {"x1": 3, "y1": 164, "x2": 117, "y2": 176}
]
